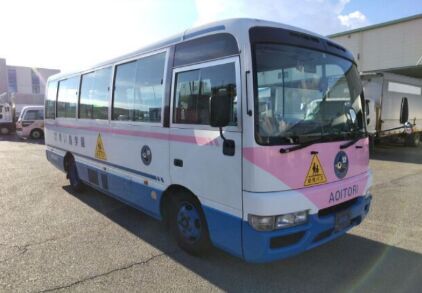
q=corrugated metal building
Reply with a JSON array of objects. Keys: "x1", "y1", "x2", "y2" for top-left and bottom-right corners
[
  {"x1": 329, "y1": 14, "x2": 422, "y2": 145},
  {"x1": 328, "y1": 14, "x2": 422, "y2": 78}
]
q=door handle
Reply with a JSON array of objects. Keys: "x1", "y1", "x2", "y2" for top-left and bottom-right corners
[{"x1": 174, "y1": 159, "x2": 183, "y2": 167}]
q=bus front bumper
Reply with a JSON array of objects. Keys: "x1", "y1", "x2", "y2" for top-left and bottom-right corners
[{"x1": 242, "y1": 195, "x2": 372, "y2": 263}]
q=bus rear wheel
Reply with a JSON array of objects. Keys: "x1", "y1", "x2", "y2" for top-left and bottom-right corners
[
  {"x1": 67, "y1": 158, "x2": 84, "y2": 192},
  {"x1": 169, "y1": 192, "x2": 211, "y2": 255}
]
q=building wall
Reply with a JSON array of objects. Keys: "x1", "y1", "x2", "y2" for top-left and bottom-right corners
[
  {"x1": 0, "y1": 58, "x2": 60, "y2": 110},
  {"x1": 330, "y1": 16, "x2": 422, "y2": 73},
  {"x1": 7, "y1": 66, "x2": 60, "y2": 95},
  {"x1": 0, "y1": 58, "x2": 8, "y2": 95}
]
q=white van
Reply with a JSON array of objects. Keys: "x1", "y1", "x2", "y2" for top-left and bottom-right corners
[{"x1": 16, "y1": 105, "x2": 45, "y2": 139}]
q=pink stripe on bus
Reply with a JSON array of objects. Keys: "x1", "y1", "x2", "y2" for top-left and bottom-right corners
[
  {"x1": 243, "y1": 138, "x2": 370, "y2": 209},
  {"x1": 45, "y1": 122, "x2": 220, "y2": 146}
]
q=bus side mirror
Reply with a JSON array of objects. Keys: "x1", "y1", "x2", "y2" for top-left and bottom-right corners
[
  {"x1": 400, "y1": 97, "x2": 409, "y2": 124},
  {"x1": 209, "y1": 95, "x2": 235, "y2": 156},
  {"x1": 209, "y1": 95, "x2": 231, "y2": 128}
]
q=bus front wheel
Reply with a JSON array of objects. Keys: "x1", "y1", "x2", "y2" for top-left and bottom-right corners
[
  {"x1": 67, "y1": 158, "x2": 84, "y2": 192},
  {"x1": 169, "y1": 192, "x2": 211, "y2": 255}
]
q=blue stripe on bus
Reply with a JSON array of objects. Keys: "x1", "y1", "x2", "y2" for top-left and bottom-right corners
[
  {"x1": 46, "y1": 149, "x2": 163, "y2": 219},
  {"x1": 75, "y1": 161, "x2": 163, "y2": 220},
  {"x1": 46, "y1": 145, "x2": 163, "y2": 182},
  {"x1": 46, "y1": 150, "x2": 65, "y2": 172},
  {"x1": 202, "y1": 205, "x2": 243, "y2": 258}
]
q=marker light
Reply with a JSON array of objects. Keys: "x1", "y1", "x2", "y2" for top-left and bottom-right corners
[{"x1": 248, "y1": 210, "x2": 309, "y2": 231}]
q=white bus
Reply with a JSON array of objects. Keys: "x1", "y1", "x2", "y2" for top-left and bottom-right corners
[{"x1": 45, "y1": 18, "x2": 373, "y2": 263}]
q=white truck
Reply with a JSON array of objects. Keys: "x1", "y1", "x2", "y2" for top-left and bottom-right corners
[
  {"x1": 363, "y1": 72, "x2": 422, "y2": 146},
  {"x1": 0, "y1": 102, "x2": 15, "y2": 135}
]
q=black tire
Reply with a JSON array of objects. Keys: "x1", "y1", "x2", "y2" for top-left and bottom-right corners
[
  {"x1": 169, "y1": 191, "x2": 211, "y2": 255},
  {"x1": 67, "y1": 158, "x2": 84, "y2": 192},
  {"x1": 405, "y1": 133, "x2": 420, "y2": 147},
  {"x1": 369, "y1": 135, "x2": 375, "y2": 154},
  {"x1": 30, "y1": 129, "x2": 43, "y2": 139},
  {"x1": 0, "y1": 127, "x2": 9, "y2": 135}
]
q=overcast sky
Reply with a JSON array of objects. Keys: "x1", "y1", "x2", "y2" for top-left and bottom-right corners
[{"x1": 0, "y1": 0, "x2": 420, "y2": 72}]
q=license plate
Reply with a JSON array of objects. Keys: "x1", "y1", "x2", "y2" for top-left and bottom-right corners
[{"x1": 335, "y1": 209, "x2": 351, "y2": 232}]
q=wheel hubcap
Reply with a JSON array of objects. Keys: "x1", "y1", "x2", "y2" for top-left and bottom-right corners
[{"x1": 177, "y1": 202, "x2": 201, "y2": 242}]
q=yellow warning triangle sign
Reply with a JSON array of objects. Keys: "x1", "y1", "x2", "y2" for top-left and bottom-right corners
[
  {"x1": 304, "y1": 154, "x2": 327, "y2": 186},
  {"x1": 95, "y1": 133, "x2": 107, "y2": 161}
]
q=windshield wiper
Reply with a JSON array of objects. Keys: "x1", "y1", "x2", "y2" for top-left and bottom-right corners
[
  {"x1": 279, "y1": 137, "x2": 327, "y2": 154},
  {"x1": 339, "y1": 131, "x2": 367, "y2": 149},
  {"x1": 339, "y1": 136, "x2": 363, "y2": 149}
]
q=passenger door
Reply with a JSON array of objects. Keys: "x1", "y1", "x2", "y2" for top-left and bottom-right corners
[{"x1": 169, "y1": 57, "x2": 243, "y2": 254}]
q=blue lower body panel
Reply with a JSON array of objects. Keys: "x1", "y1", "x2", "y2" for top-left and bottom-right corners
[
  {"x1": 242, "y1": 195, "x2": 372, "y2": 263},
  {"x1": 46, "y1": 149, "x2": 163, "y2": 219},
  {"x1": 46, "y1": 149, "x2": 372, "y2": 263},
  {"x1": 75, "y1": 161, "x2": 163, "y2": 219},
  {"x1": 46, "y1": 150, "x2": 65, "y2": 172},
  {"x1": 202, "y1": 206, "x2": 243, "y2": 258}
]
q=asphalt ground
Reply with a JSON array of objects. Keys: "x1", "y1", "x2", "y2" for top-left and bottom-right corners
[{"x1": 0, "y1": 136, "x2": 421, "y2": 292}]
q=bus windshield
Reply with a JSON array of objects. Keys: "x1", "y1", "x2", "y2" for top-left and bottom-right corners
[{"x1": 254, "y1": 43, "x2": 365, "y2": 146}]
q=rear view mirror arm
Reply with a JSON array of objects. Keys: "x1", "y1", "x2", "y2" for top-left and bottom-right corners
[{"x1": 219, "y1": 126, "x2": 227, "y2": 141}]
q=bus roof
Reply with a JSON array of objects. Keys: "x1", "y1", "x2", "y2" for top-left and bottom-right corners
[{"x1": 48, "y1": 18, "x2": 336, "y2": 81}]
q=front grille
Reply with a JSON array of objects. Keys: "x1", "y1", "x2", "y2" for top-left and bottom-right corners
[
  {"x1": 313, "y1": 229, "x2": 334, "y2": 243},
  {"x1": 318, "y1": 198, "x2": 358, "y2": 217},
  {"x1": 270, "y1": 231, "x2": 305, "y2": 249}
]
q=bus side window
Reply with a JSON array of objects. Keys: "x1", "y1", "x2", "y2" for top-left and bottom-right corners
[
  {"x1": 113, "y1": 61, "x2": 136, "y2": 121},
  {"x1": 112, "y1": 52, "x2": 166, "y2": 122},
  {"x1": 46, "y1": 81, "x2": 58, "y2": 119},
  {"x1": 79, "y1": 67, "x2": 111, "y2": 120},
  {"x1": 173, "y1": 62, "x2": 237, "y2": 126},
  {"x1": 57, "y1": 76, "x2": 79, "y2": 118}
]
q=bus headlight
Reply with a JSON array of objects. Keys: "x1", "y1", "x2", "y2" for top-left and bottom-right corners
[
  {"x1": 248, "y1": 215, "x2": 275, "y2": 231},
  {"x1": 248, "y1": 210, "x2": 309, "y2": 231},
  {"x1": 275, "y1": 210, "x2": 308, "y2": 228}
]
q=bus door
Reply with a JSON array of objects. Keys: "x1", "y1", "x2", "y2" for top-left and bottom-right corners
[{"x1": 169, "y1": 57, "x2": 243, "y2": 255}]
